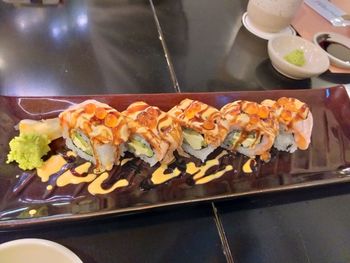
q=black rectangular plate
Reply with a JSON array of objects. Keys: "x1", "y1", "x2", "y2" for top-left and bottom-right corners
[{"x1": 0, "y1": 86, "x2": 349, "y2": 229}]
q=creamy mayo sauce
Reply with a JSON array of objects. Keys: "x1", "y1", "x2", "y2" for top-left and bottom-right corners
[
  {"x1": 37, "y1": 148, "x2": 235, "y2": 195},
  {"x1": 195, "y1": 165, "x2": 233, "y2": 184},
  {"x1": 56, "y1": 171, "x2": 96, "y2": 187},
  {"x1": 192, "y1": 159, "x2": 219, "y2": 180},
  {"x1": 149, "y1": 150, "x2": 231, "y2": 185},
  {"x1": 56, "y1": 162, "x2": 96, "y2": 187},
  {"x1": 186, "y1": 162, "x2": 200, "y2": 174},
  {"x1": 74, "y1": 162, "x2": 91, "y2": 174},
  {"x1": 67, "y1": 151, "x2": 77, "y2": 157},
  {"x1": 151, "y1": 164, "x2": 181, "y2": 184},
  {"x1": 87, "y1": 173, "x2": 129, "y2": 195},
  {"x1": 37, "y1": 155, "x2": 67, "y2": 182},
  {"x1": 242, "y1": 158, "x2": 256, "y2": 173}
]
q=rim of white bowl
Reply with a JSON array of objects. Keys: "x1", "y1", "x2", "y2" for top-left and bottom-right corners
[
  {"x1": 241, "y1": 12, "x2": 296, "y2": 40},
  {"x1": 313, "y1": 31, "x2": 350, "y2": 69},
  {"x1": 0, "y1": 238, "x2": 82, "y2": 263},
  {"x1": 268, "y1": 35, "x2": 330, "y2": 75}
]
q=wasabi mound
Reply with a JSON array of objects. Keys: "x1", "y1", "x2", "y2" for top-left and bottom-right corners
[
  {"x1": 7, "y1": 134, "x2": 50, "y2": 170},
  {"x1": 284, "y1": 49, "x2": 306, "y2": 67}
]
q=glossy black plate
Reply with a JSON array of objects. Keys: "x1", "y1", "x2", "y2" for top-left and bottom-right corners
[{"x1": 0, "y1": 86, "x2": 349, "y2": 229}]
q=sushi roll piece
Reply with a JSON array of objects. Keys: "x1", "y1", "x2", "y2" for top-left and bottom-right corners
[
  {"x1": 59, "y1": 100, "x2": 129, "y2": 171},
  {"x1": 168, "y1": 99, "x2": 228, "y2": 162},
  {"x1": 261, "y1": 97, "x2": 313, "y2": 153},
  {"x1": 221, "y1": 100, "x2": 278, "y2": 161},
  {"x1": 123, "y1": 101, "x2": 183, "y2": 167}
]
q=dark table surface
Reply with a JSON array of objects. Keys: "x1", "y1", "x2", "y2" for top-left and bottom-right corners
[{"x1": 0, "y1": 0, "x2": 350, "y2": 262}]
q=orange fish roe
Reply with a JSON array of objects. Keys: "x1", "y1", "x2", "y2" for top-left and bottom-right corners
[
  {"x1": 277, "y1": 97, "x2": 289, "y2": 105},
  {"x1": 83, "y1": 121, "x2": 92, "y2": 133},
  {"x1": 84, "y1": 103, "x2": 96, "y2": 114},
  {"x1": 105, "y1": 113, "x2": 118, "y2": 128},
  {"x1": 203, "y1": 120, "x2": 215, "y2": 130},
  {"x1": 185, "y1": 102, "x2": 201, "y2": 119},
  {"x1": 258, "y1": 106, "x2": 269, "y2": 119},
  {"x1": 281, "y1": 110, "x2": 293, "y2": 122},
  {"x1": 243, "y1": 102, "x2": 259, "y2": 115},
  {"x1": 95, "y1": 107, "x2": 107, "y2": 120}
]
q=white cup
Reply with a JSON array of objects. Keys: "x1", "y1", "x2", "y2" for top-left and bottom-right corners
[{"x1": 247, "y1": 0, "x2": 303, "y2": 33}]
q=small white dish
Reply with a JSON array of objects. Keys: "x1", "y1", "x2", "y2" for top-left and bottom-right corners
[
  {"x1": 313, "y1": 32, "x2": 350, "y2": 69},
  {"x1": 0, "y1": 239, "x2": 82, "y2": 263},
  {"x1": 241, "y1": 12, "x2": 296, "y2": 40},
  {"x1": 268, "y1": 35, "x2": 330, "y2": 79}
]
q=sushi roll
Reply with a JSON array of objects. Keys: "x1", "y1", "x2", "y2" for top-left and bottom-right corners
[
  {"x1": 221, "y1": 100, "x2": 278, "y2": 161},
  {"x1": 261, "y1": 97, "x2": 313, "y2": 153},
  {"x1": 168, "y1": 99, "x2": 228, "y2": 162},
  {"x1": 122, "y1": 101, "x2": 183, "y2": 167},
  {"x1": 59, "y1": 100, "x2": 129, "y2": 171}
]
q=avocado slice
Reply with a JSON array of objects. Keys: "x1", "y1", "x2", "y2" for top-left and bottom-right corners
[
  {"x1": 128, "y1": 138, "x2": 154, "y2": 157},
  {"x1": 241, "y1": 132, "x2": 258, "y2": 148},
  {"x1": 72, "y1": 131, "x2": 93, "y2": 156},
  {"x1": 228, "y1": 131, "x2": 241, "y2": 147},
  {"x1": 183, "y1": 128, "x2": 206, "y2": 150}
]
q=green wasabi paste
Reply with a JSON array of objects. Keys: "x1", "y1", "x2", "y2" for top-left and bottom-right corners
[
  {"x1": 284, "y1": 49, "x2": 306, "y2": 67},
  {"x1": 6, "y1": 133, "x2": 50, "y2": 170}
]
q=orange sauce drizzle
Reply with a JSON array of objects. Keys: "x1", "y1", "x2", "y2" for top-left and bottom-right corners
[
  {"x1": 87, "y1": 173, "x2": 128, "y2": 195},
  {"x1": 56, "y1": 162, "x2": 96, "y2": 187},
  {"x1": 38, "y1": 149, "x2": 236, "y2": 194},
  {"x1": 192, "y1": 159, "x2": 220, "y2": 180},
  {"x1": 37, "y1": 153, "x2": 133, "y2": 194},
  {"x1": 195, "y1": 165, "x2": 233, "y2": 185},
  {"x1": 242, "y1": 159, "x2": 256, "y2": 173},
  {"x1": 151, "y1": 164, "x2": 181, "y2": 184},
  {"x1": 37, "y1": 155, "x2": 67, "y2": 182}
]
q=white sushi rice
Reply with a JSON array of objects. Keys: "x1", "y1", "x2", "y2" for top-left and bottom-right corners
[
  {"x1": 274, "y1": 132, "x2": 298, "y2": 153},
  {"x1": 127, "y1": 135, "x2": 158, "y2": 167},
  {"x1": 119, "y1": 142, "x2": 127, "y2": 158},
  {"x1": 182, "y1": 143, "x2": 216, "y2": 163},
  {"x1": 65, "y1": 130, "x2": 117, "y2": 171},
  {"x1": 138, "y1": 154, "x2": 158, "y2": 167},
  {"x1": 95, "y1": 143, "x2": 117, "y2": 171}
]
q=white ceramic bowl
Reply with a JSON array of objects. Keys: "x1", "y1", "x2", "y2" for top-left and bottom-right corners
[
  {"x1": 268, "y1": 35, "x2": 330, "y2": 79},
  {"x1": 0, "y1": 239, "x2": 82, "y2": 263}
]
